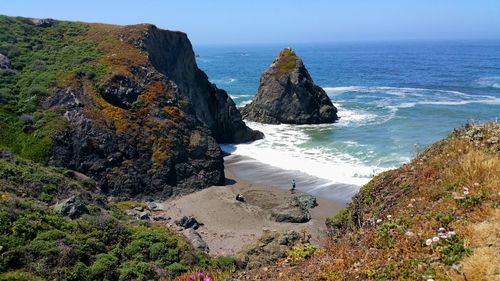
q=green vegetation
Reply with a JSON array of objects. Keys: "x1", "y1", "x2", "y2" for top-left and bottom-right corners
[
  {"x1": 0, "y1": 155, "x2": 232, "y2": 280},
  {"x1": 287, "y1": 244, "x2": 317, "y2": 266},
  {"x1": 0, "y1": 16, "x2": 109, "y2": 162},
  {"x1": 276, "y1": 48, "x2": 298, "y2": 75}
]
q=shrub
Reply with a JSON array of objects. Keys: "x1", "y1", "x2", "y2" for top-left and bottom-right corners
[{"x1": 118, "y1": 260, "x2": 156, "y2": 281}]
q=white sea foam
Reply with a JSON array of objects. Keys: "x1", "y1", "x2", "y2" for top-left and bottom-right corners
[
  {"x1": 477, "y1": 76, "x2": 500, "y2": 89},
  {"x1": 210, "y1": 78, "x2": 237, "y2": 85},
  {"x1": 221, "y1": 121, "x2": 389, "y2": 187},
  {"x1": 325, "y1": 86, "x2": 500, "y2": 110},
  {"x1": 335, "y1": 104, "x2": 379, "y2": 127}
]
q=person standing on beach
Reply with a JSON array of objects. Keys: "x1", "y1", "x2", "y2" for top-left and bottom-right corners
[{"x1": 291, "y1": 179, "x2": 296, "y2": 193}]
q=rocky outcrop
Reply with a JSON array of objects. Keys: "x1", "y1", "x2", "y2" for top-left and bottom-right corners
[
  {"x1": 3, "y1": 18, "x2": 259, "y2": 199},
  {"x1": 269, "y1": 194, "x2": 317, "y2": 223},
  {"x1": 241, "y1": 48, "x2": 338, "y2": 124},
  {"x1": 236, "y1": 230, "x2": 303, "y2": 269},
  {"x1": 143, "y1": 26, "x2": 262, "y2": 143},
  {"x1": 0, "y1": 53, "x2": 11, "y2": 70},
  {"x1": 270, "y1": 196, "x2": 312, "y2": 223}
]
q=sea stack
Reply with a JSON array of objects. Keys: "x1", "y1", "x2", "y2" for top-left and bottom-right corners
[{"x1": 241, "y1": 48, "x2": 338, "y2": 124}]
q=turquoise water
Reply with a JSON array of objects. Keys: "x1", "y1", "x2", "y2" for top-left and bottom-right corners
[{"x1": 195, "y1": 41, "x2": 500, "y2": 188}]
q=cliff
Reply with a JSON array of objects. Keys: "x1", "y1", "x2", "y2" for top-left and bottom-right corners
[
  {"x1": 241, "y1": 48, "x2": 338, "y2": 124},
  {"x1": 0, "y1": 16, "x2": 259, "y2": 199},
  {"x1": 239, "y1": 123, "x2": 500, "y2": 280}
]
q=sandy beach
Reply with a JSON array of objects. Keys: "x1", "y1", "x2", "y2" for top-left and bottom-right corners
[{"x1": 159, "y1": 157, "x2": 346, "y2": 256}]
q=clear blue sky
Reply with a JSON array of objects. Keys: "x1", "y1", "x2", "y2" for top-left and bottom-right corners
[{"x1": 2, "y1": 0, "x2": 500, "y2": 45}]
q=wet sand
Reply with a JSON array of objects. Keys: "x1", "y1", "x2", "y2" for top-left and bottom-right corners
[{"x1": 159, "y1": 155, "x2": 347, "y2": 256}]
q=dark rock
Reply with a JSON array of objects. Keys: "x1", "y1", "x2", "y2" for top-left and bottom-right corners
[
  {"x1": 30, "y1": 18, "x2": 56, "y2": 27},
  {"x1": 138, "y1": 211, "x2": 150, "y2": 220},
  {"x1": 100, "y1": 75, "x2": 144, "y2": 109},
  {"x1": 0, "y1": 53, "x2": 12, "y2": 70},
  {"x1": 143, "y1": 26, "x2": 263, "y2": 143},
  {"x1": 46, "y1": 78, "x2": 224, "y2": 198},
  {"x1": 153, "y1": 215, "x2": 170, "y2": 221},
  {"x1": 236, "y1": 230, "x2": 303, "y2": 269},
  {"x1": 241, "y1": 48, "x2": 338, "y2": 124},
  {"x1": 270, "y1": 197, "x2": 311, "y2": 223},
  {"x1": 0, "y1": 149, "x2": 15, "y2": 162},
  {"x1": 295, "y1": 194, "x2": 318, "y2": 209},
  {"x1": 54, "y1": 196, "x2": 88, "y2": 219},
  {"x1": 174, "y1": 215, "x2": 202, "y2": 229},
  {"x1": 183, "y1": 228, "x2": 209, "y2": 252}
]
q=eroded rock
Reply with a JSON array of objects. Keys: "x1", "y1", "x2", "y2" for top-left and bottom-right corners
[
  {"x1": 236, "y1": 230, "x2": 303, "y2": 269},
  {"x1": 241, "y1": 48, "x2": 338, "y2": 124}
]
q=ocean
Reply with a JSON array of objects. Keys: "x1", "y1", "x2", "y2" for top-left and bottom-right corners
[{"x1": 194, "y1": 40, "x2": 500, "y2": 201}]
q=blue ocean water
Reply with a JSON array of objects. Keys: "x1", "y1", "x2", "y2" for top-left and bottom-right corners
[{"x1": 195, "y1": 41, "x2": 500, "y2": 188}]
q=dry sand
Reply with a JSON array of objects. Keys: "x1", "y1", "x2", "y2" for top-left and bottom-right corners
[{"x1": 159, "y1": 167, "x2": 346, "y2": 256}]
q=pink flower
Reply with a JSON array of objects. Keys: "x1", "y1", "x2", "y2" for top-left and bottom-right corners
[
  {"x1": 188, "y1": 275, "x2": 195, "y2": 280},
  {"x1": 196, "y1": 272, "x2": 204, "y2": 277},
  {"x1": 203, "y1": 277, "x2": 212, "y2": 281}
]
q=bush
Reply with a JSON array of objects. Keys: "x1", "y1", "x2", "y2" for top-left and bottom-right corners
[
  {"x1": 166, "y1": 262, "x2": 188, "y2": 276},
  {"x1": 118, "y1": 260, "x2": 156, "y2": 281}
]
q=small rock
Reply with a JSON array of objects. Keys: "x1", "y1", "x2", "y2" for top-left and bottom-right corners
[
  {"x1": 54, "y1": 196, "x2": 88, "y2": 219},
  {"x1": 294, "y1": 194, "x2": 318, "y2": 209},
  {"x1": 133, "y1": 206, "x2": 144, "y2": 212},
  {"x1": 147, "y1": 202, "x2": 159, "y2": 211},
  {"x1": 452, "y1": 263, "x2": 462, "y2": 271},
  {"x1": 30, "y1": 18, "x2": 56, "y2": 27},
  {"x1": 138, "y1": 211, "x2": 150, "y2": 220},
  {"x1": 183, "y1": 228, "x2": 209, "y2": 252},
  {"x1": 174, "y1": 215, "x2": 203, "y2": 229},
  {"x1": 0, "y1": 53, "x2": 12, "y2": 70},
  {"x1": 153, "y1": 215, "x2": 170, "y2": 221}
]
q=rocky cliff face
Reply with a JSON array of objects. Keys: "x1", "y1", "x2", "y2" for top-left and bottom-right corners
[
  {"x1": 0, "y1": 17, "x2": 258, "y2": 199},
  {"x1": 241, "y1": 48, "x2": 338, "y2": 124},
  {"x1": 143, "y1": 26, "x2": 262, "y2": 143}
]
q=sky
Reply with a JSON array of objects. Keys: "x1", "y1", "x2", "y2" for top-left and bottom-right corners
[{"x1": 2, "y1": 0, "x2": 500, "y2": 45}]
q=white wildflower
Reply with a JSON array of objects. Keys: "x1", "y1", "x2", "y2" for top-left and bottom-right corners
[
  {"x1": 425, "y1": 239, "x2": 432, "y2": 246},
  {"x1": 448, "y1": 231, "x2": 456, "y2": 236},
  {"x1": 386, "y1": 215, "x2": 392, "y2": 219},
  {"x1": 376, "y1": 219, "x2": 382, "y2": 224},
  {"x1": 427, "y1": 279, "x2": 435, "y2": 281},
  {"x1": 438, "y1": 233, "x2": 449, "y2": 239},
  {"x1": 408, "y1": 203, "x2": 414, "y2": 208},
  {"x1": 432, "y1": 236, "x2": 440, "y2": 242},
  {"x1": 438, "y1": 227, "x2": 446, "y2": 232}
]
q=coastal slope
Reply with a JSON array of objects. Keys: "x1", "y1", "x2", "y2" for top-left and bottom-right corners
[{"x1": 239, "y1": 123, "x2": 499, "y2": 280}]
